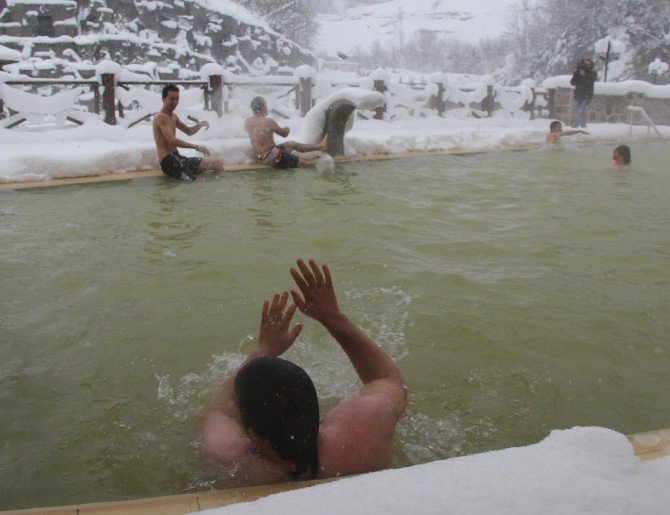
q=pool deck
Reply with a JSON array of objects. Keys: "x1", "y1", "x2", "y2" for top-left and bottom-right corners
[
  {"x1": 0, "y1": 143, "x2": 545, "y2": 192},
  {"x1": 2, "y1": 428, "x2": 668, "y2": 515}
]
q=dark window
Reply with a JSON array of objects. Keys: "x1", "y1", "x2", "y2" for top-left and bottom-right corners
[{"x1": 37, "y1": 15, "x2": 54, "y2": 37}]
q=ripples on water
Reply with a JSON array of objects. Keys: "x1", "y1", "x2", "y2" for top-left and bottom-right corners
[{"x1": 1, "y1": 143, "x2": 669, "y2": 509}]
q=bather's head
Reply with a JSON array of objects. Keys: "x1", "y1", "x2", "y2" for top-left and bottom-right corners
[
  {"x1": 234, "y1": 357, "x2": 320, "y2": 480},
  {"x1": 549, "y1": 120, "x2": 562, "y2": 133},
  {"x1": 250, "y1": 96, "x2": 267, "y2": 115},
  {"x1": 161, "y1": 84, "x2": 180, "y2": 112},
  {"x1": 162, "y1": 83, "x2": 179, "y2": 99},
  {"x1": 613, "y1": 144, "x2": 631, "y2": 165}
]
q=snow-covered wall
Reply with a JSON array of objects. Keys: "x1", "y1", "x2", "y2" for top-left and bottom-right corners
[{"x1": 546, "y1": 78, "x2": 670, "y2": 125}]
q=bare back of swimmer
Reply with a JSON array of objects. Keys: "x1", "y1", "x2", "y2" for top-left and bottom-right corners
[
  {"x1": 200, "y1": 259, "x2": 408, "y2": 487},
  {"x1": 243, "y1": 96, "x2": 328, "y2": 168}
]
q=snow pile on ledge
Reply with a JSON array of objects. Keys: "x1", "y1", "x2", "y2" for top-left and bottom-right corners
[
  {"x1": 300, "y1": 88, "x2": 385, "y2": 144},
  {"x1": 196, "y1": 427, "x2": 670, "y2": 515}
]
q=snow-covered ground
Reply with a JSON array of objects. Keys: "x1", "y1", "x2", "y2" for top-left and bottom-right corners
[
  {"x1": 1, "y1": 112, "x2": 667, "y2": 184},
  {"x1": 194, "y1": 427, "x2": 670, "y2": 515},
  {"x1": 315, "y1": 0, "x2": 519, "y2": 58}
]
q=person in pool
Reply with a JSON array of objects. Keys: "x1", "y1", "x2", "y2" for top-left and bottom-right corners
[
  {"x1": 545, "y1": 120, "x2": 589, "y2": 145},
  {"x1": 200, "y1": 258, "x2": 408, "y2": 487},
  {"x1": 152, "y1": 84, "x2": 225, "y2": 181},
  {"x1": 609, "y1": 144, "x2": 631, "y2": 169},
  {"x1": 244, "y1": 96, "x2": 329, "y2": 169}
]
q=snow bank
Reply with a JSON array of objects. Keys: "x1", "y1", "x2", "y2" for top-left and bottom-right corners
[
  {"x1": 195, "y1": 427, "x2": 670, "y2": 515},
  {"x1": 2, "y1": 113, "x2": 669, "y2": 184},
  {"x1": 2, "y1": 65, "x2": 669, "y2": 184}
]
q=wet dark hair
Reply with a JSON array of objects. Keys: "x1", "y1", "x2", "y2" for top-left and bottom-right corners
[
  {"x1": 250, "y1": 96, "x2": 267, "y2": 114},
  {"x1": 162, "y1": 84, "x2": 179, "y2": 98},
  {"x1": 614, "y1": 144, "x2": 631, "y2": 165},
  {"x1": 234, "y1": 357, "x2": 319, "y2": 480},
  {"x1": 549, "y1": 120, "x2": 562, "y2": 131}
]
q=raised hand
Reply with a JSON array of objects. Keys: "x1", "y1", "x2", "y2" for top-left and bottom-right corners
[
  {"x1": 257, "y1": 291, "x2": 303, "y2": 357},
  {"x1": 290, "y1": 259, "x2": 341, "y2": 325}
]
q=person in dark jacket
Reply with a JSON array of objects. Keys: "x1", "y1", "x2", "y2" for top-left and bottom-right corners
[{"x1": 570, "y1": 59, "x2": 597, "y2": 128}]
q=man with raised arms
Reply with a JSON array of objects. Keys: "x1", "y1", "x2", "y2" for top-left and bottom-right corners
[
  {"x1": 244, "y1": 96, "x2": 328, "y2": 169},
  {"x1": 152, "y1": 84, "x2": 225, "y2": 181},
  {"x1": 200, "y1": 258, "x2": 408, "y2": 487},
  {"x1": 545, "y1": 120, "x2": 589, "y2": 145}
]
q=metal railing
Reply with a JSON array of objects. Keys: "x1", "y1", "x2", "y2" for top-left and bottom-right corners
[{"x1": 627, "y1": 106, "x2": 663, "y2": 139}]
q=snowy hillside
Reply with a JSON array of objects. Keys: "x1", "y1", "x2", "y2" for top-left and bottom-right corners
[
  {"x1": 314, "y1": 0, "x2": 518, "y2": 58},
  {"x1": 0, "y1": 0, "x2": 318, "y2": 79},
  {"x1": 313, "y1": 0, "x2": 670, "y2": 85}
]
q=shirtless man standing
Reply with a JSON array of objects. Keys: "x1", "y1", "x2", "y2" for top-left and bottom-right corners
[
  {"x1": 200, "y1": 258, "x2": 407, "y2": 487},
  {"x1": 545, "y1": 120, "x2": 589, "y2": 145},
  {"x1": 244, "y1": 96, "x2": 328, "y2": 169},
  {"x1": 152, "y1": 84, "x2": 225, "y2": 181}
]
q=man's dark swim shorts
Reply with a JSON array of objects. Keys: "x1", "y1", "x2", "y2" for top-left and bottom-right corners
[
  {"x1": 262, "y1": 144, "x2": 300, "y2": 169},
  {"x1": 160, "y1": 152, "x2": 202, "y2": 181}
]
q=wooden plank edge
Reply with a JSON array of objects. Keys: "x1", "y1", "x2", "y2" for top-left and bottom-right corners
[
  {"x1": 3, "y1": 428, "x2": 668, "y2": 515},
  {"x1": 0, "y1": 141, "x2": 563, "y2": 192}
]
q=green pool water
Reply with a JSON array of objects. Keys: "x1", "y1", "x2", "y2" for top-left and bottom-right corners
[{"x1": 1, "y1": 143, "x2": 669, "y2": 510}]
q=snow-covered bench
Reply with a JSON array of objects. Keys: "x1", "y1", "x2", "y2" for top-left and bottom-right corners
[{"x1": 0, "y1": 83, "x2": 91, "y2": 128}]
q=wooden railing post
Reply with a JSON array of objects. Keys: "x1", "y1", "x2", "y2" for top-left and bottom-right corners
[
  {"x1": 299, "y1": 77, "x2": 313, "y2": 116},
  {"x1": 529, "y1": 88, "x2": 537, "y2": 120},
  {"x1": 92, "y1": 83, "x2": 100, "y2": 114},
  {"x1": 209, "y1": 74, "x2": 223, "y2": 116},
  {"x1": 373, "y1": 79, "x2": 387, "y2": 120},
  {"x1": 102, "y1": 73, "x2": 116, "y2": 125},
  {"x1": 0, "y1": 97, "x2": 4, "y2": 119},
  {"x1": 434, "y1": 82, "x2": 445, "y2": 117},
  {"x1": 203, "y1": 84, "x2": 210, "y2": 111},
  {"x1": 483, "y1": 84, "x2": 494, "y2": 117}
]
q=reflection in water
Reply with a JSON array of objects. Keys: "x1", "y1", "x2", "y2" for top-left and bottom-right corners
[
  {"x1": 606, "y1": 168, "x2": 632, "y2": 188},
  {"x1": 248, "y1": 175, "x2": 278, "y2": 236},
  {"x1": 313, "y1": 165, "x2": 358, "y2": 204},
  {"x1": 143, "y1": 189, "x2": 203, "y2": 269},
  {"x1": 247, "y1": 166, "x2": 359, "y2": 237}
]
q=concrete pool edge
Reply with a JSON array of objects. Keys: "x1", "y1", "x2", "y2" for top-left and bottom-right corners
[
  {"x1": 2, "y1": 427, "x2": 669, "y2": 514},
  {"x1": 0, "y1": 139, "x2": 628, "y2": 191}
]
